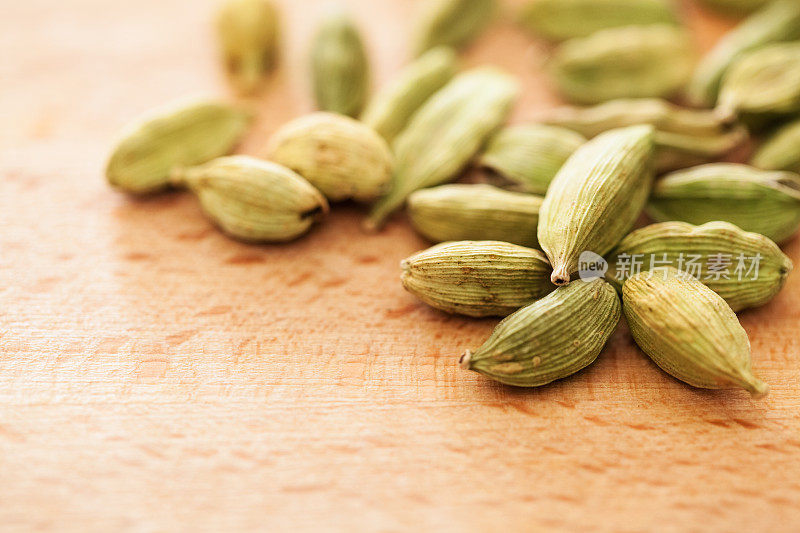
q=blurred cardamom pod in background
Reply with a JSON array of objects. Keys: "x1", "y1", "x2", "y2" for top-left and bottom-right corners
[
  {"x1": 411, "y1": 0, "x2": 495, "y2": 57},
  {"x1": 752, "y1": 118, "x2": 800, "y2": 174}
]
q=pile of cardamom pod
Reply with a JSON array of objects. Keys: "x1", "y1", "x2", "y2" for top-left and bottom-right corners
[{"x1": 105, "y1": 0, "x2": 800, "y2": 397}]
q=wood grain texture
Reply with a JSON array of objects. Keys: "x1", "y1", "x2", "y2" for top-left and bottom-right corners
[{"x1": 2, "y1": 0, "x2": 800, "y2": 531}]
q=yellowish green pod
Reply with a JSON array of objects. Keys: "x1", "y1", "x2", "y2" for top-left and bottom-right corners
[
  {"x1": 407, "y1": 184, "x2": 543, "y2": 247},
  {"x1": 461, "y1": 279, "x2": 621, "y2": 387},
  {"x1": 697, "y1": 0, "x2": 769, "y2": 16},
  {"x1": 411, "y1": 0, "x2": 495, "y2": 56},
  {"x1": 752, "y1": 118, "x2": 800, "y2": 173},
  {"x1": 550, "y1": 25, "x2": 694, "y2": 104},
  {"x1": 401, "y1": 240, "x2": 554, "y2": 317},
  {"x1": 623, "y1": 267, "x2": 769, "y2": 397}
]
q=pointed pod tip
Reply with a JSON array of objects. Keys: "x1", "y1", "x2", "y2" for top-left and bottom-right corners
[
  {"x1": 746, "y1": 378, "x2": 769, "y2": 399},
  {"x1": 459, "y1": 350, "x2": 473, "y2": 370}
]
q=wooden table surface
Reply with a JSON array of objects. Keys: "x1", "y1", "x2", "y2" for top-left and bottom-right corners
[{"x1": 2, "y1": 1, "x2": 800, "y2": 531}]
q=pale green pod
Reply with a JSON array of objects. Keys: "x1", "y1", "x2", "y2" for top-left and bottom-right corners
[
  {"x1": 169, "y1": 156, "x2": 328, "y2": 242},
  {"x1": 365, "y1": 67, "x2": 520, "y2": 230},
  {"x1": 647, "y1": 163, "x2": 800, "y2": 243},
  {"x1": 311, "y1": 10, "x2": 369, "y2": 117},
  {"x1": 717, "y1": 43, "x2": 800, "y2": 120},
  {"x1": 687, "y1": 0, "x2": 800, "y2": 107},
  {"x1": 361, "y1": 47, "x2": 458, "y2": 144},
  {"x1": 479, "y1": 124, "x2": 586, "y2": 194},
  {"x1": 106, "y1": 99, "x2": 251, "y2": 195},
  {"x1": 608, "y1": 221, "x2": 793, "y2": 311},
  {"x1": 216, "y1": 0, "x2": 280, "y2": 95},
  {"x1": 550, "y1": 25, "x2": 694, "y2": 105},
  {"x1": 752, "y1": 118, "x2": 800, "y2": 173},
  {"x1": 401, "y1": 240, "x2": 554, "y2": 317},
  {"x1": 697, "y1": 0, "x2": 769, "y2": 16},
  {"x1": 623, "y1": 267, "x2": 768, "y2": 397},
  {"x1": 264, "y1": 112, "x2": 393, "y2": 202},
  {"x1": 460, "y1": 279, "x2": 621, "y2": 387},
  {"x1": 407, "y1": 184, "x2": 543, "y2": 247},
  {"x1": 518, "y1": 0, "x2": 678, "y2": 42},
  {"x1": 538, "y1": 125, "x2": 655, "y2": 286},
  {"x1": 411, "y1": 0, "x2": 495, "y2": 57},
  {"x1": 542, "y1": 98, "x2": 747, "y2": 173}
]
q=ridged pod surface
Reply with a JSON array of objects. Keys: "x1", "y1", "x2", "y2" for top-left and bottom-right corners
[
  {"x1": 538, "y1": 125, "x2": 655, "y2": 285},
  {"x1": 400, "y1": 241, "x2": 554, "y2": 317},
  {"x1": 752, "y1": 118, "x2": 800, "y2": 173},
  {"x1": 518, "y1": 0, "x2": 677, "y2": 42},
  {"x1": 106, "y1": 100, "x2": 251, "y2": 195},
  {"x1": 169, "y1": 156, "x2": 328, "y2": 242},
  {"x1": 311, "y1": 10, "x2": 369, "y2": 117},
  {"x1": 687, "y1": 0, "x2": 800, "y2": 107},
  {"x1": 361, "y1": 47, "x2": 458, "y2": 144},
  {"x1": 365, "y1": 67, "x2": 519, "y2": 230},
  {"x1": 411, "y1": 0, "x2": 495, "y2": 56},
  {"x1": 623, "y1": 267, "x2": 768, "y2": 396},
  {"x1": 407, "y1": 184, "x2": 543, "y2": 247},
  {"x1": 264, "y1": 112, "x2": 393, "y2": 202},
  {"x1": 550, "y1": 25, "x2": 694, "y2": 104},
  {"x1": 717, "y1": 43, "x2": 800, "y2": 120},
  {"x1": 216, "y1": 0, "x2": 280, "y2": 95},
  {"x1": 647, "y1": 164, "x2": 800, "y2": 243},
  {"x1": 479, "y1": 124, "x2": 586, "y2": 194},
  {"x1": 460, "y1": 279, "x2": 621, "y2": 387},
  {"x1": 542, "y1": 98, "x2": 747, "y2": 172},
  {"x1": 608, "y1": 221, "x2": 793, "y2": 311}
]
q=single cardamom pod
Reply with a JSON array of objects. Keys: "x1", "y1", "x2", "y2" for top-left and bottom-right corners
[
  {"x1": 216, "y1": 0, "x2": 280, "y2": 95},
  {"x1": 478, "y1": 124, "x2": 586, "y2": 194},
  {"x1": 687, "y1": 0, "x2": 800, "y2": 107},
  {"x1": 752, "y1": 118, "x2": 800, "y2": 173},
  {"x1": 647, "y1": 163, "x2": 800, "y2": 244},
  {"x1": 361, "y1": 47, "x2": 458, "y2": 144},
  {"x1": 411, "y1": 0, "x2": 495, "y2": 57},
  {"x1": 541, "y1": 98, "x2": 748, "y2": 173},
  {"x1": 169, "y1": 155, "x2": 328, "y2": 242},
  {"x1": 460, "y1": 279, "x2": 621, "y2": 387},
  {"x1": 105, "y1": 99, "x2": 251, "y2": 195},
  {"x1": 407, "y1": 184, "x2": 543, "y2": 247},
  {"x1": 401, "y1": 240, "x2": 554, "y2": 317},
  {"x1": 264, "y1": 112, "x2": 393, "y2": 203},
  {"x1": 539, "y1": 125, "x2": 655, "y2": 286},
  {"x1": 697, "y1": 0, "x2": 769, "y2": 16},
  {"x1": 518, "y1": 0, "x2": 678, "y2": 42},
  {"x1": 311, "y1": 9, "x2": 369, "y2": 117},
  {"x1": 717, "y1": 43, "x2": 800, "y2": 121},
  {"x1": 608, "y1": 221, "x2": 793, "y2": 312},
  {"x1": 365, "y1": 67, "x2": 520, "y2": 230},
  {"x1": 550, "y1": 25, "x2": 694, "y2": 105},
  {"x1": 623, "y1": 267, "x2": 769, "y2": 397}
]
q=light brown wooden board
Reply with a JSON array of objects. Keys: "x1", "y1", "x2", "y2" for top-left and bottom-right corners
[{"x1": 2, "y1": 0, "x2": 800, "y2": 531}]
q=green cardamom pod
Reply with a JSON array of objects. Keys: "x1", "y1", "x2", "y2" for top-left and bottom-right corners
[
  {"x1": 539, "y1": 125, "x2": 655, "y2": 286},
  {"x1": 518, "y1": 0, "x2": 678, "y2": 42},
  {"x1": 407, "y1": 184, "x2": 543, "y2": 247},
  {"x1": 460, "y1": 279, "x2": 621, "y2": 387},
  {"x1": 264, "y1": 112, "x2": 393, "y2": 202},
  {"x1": 697, "y1": 0, "x2": 769, "y2": 16},
  {"x1": 608, "y1": 221, "x2": 793, "y2": 312},
  {"x1": 550, "y1": 25, "x2": 694, "y2": 105},
  {"x1": 106, "y1": 99, "x2": 251, "y2": 195},
  {"x1": 311, "y1": 9, "x2": 369, "y2": 117},
  {"x1": 361, "y1": 47, "x2": 458, "y2": 144},
  {"x1": 169, "y1": 155, "x2": 328, "y2": 242},
  {"x1": 717, "y1": 43, "x2": 800, "y2": 121},
  {"x1": 411, "y1": 0, "x2": 495, "y2": 57},
  {"x1": 752, "y1": 117, "x2": 800, "y2": 173},
  {"x1": 365, "y1": 67, "x2": 519, "y2": 230},
  {"x1": 687, "y1": 0, "x2": 800, "y2": 107},
  {"x1": 623, "y1": 267, "x2": 769, "y2": 397},
  {"x1": 541, "y1": 98, "x2": 747, "y2": 173},
  {"x1": 647, "y1": 163, "x2": 800, "y2": 243},
  {"x1": 401, "y1": 240, "x2": 554, "y2": 317},
  {"x1": 216, "y1": 0, "x2": 280, "y2": 95},
  {"x1": 478, "y1": 124, "x2": 586, "y2": 194}
]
